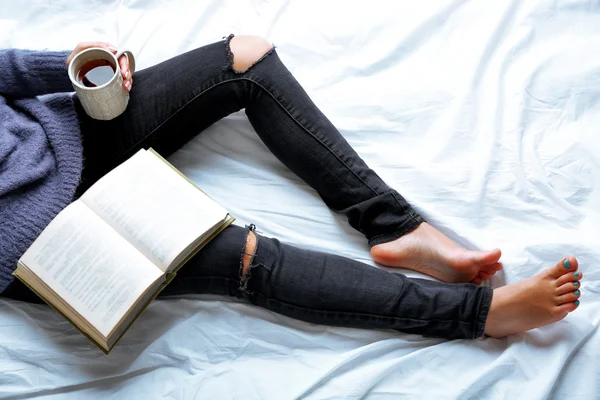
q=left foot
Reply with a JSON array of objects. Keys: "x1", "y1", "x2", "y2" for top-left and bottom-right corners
[
  {"x1": 370, "y1": 223, "x2": 502, "y2": 283},
  {"x1": 484, "y1": 256, "x2": 582, "y2": 338}
]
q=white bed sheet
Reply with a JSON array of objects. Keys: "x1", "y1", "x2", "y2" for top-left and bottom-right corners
[{"x1": 1, "y1": 0, "x2": 599, "y2": 398}]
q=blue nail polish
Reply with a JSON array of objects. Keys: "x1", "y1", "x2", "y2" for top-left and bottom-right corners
[
  {"x1": 574, "y1": 282, "x2": 579, "y2": 287},
  {"x1": 574, "y1": 272, "x2": 579, "y2": 277},
  {"x1": 575, "y1": 300, "x2": 580, "y2": 306},
  {"x1": 563, "y1": 258, "x2": 571, "y2": 268},
  {"x1": 574, "y1": 290, "x2": 580, "y2": 295}
]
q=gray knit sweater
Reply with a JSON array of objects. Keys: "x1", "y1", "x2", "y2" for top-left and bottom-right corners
[{"x1": 0, "y1": 49, "x2": 83, "y2": 293}]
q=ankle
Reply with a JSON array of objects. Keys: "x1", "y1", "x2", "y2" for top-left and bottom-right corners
[{"x1": 483, "y1": 288, "x2": 505, "y2": 337}]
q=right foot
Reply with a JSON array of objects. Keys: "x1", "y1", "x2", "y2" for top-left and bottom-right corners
[
  {"x1": 370, "y1": 222, "x2": 502, "y2": 283},
  {"x1": 484, "y1": 256, "x2": 582, "y2": 338}
]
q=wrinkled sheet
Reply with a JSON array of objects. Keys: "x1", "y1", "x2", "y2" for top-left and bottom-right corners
[{"x1": 1, "y1": 0, "x2": 600, "y2": 398}]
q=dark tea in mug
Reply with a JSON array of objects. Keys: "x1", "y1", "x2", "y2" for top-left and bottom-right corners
[{"x1": 76, "y1": 59, "x2": 116, "y2": 88}]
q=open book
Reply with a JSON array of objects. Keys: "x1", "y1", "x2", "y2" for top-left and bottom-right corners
[{"x1": 13, "y1": 149, "x2": 234, "y2": 353}]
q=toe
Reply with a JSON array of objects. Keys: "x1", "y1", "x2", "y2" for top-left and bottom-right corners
[
  {"x1": 557, "y1": 289, "x2": 581, "y2": 305},
  {"x1": 471, "y1": 277, "x2": 482, "y2": 285},
  {"x1": 556, "y1": 281, "x2": 582, "y2": 296},
  {"x1": 481, "y1": 263, "x2": 502, "y2": 275},
  {"x1": 550, "y1": 256, "x2": 578, "y2": 279},
  {"x1": 558, "y1": 300, "x2": 579, "y2": 314},
  {"x1": 478, "y1": 272, "x2": 491, "y2": 281},
  {"x1": 476, "y1": 248, "x2": 502, "y2": 265},
  {"x1": 556, "y1": 270, "x2": 583, "y2": 287}
]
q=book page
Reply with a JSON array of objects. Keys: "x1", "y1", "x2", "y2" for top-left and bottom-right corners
[
  {"x1": 80, "y1": 149, "x2": 228, "y2": 271},
  {"x1": 19, "y1": 201, "x2": 164, "y2": 337}
]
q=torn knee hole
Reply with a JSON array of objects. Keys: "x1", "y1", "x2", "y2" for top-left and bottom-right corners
[
  {"x1": 239, "y1": 224, "x2": 259, "y2": 291},
  {"x1": 242, "y1": 230, "x2": 257, "y2": 277},
  {"x1": 226, "y1": 34, "x2": 274, "y2": 73}
]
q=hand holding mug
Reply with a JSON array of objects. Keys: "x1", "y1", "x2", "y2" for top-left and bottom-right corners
[
  {"x1": 67, "y1": 42, "x2": 136, "y2": 120},
  {"x1": 67, "y1": 42, "x2": 133, "y2": 91}
]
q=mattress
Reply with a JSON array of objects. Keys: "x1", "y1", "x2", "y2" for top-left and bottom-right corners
[{"x1": 1, "y1": 0, "x2": 599, "y2": 398}]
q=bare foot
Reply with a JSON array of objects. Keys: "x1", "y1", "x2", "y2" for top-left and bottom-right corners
[
  {"x1": 484, "y1": 256, "x2": 582, "y2": 338},
  {"x1": 370, "y1": 223, "x2": 502, "y2": 283}
]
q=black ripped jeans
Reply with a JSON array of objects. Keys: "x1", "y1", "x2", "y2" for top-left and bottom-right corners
[{"x1": 5, "y1": 36, "x2": 493, "y2": 339}]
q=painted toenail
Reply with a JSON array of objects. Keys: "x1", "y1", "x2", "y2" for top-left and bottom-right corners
[
  {"x1": 574, "y1": 272, "x2": 579, "y2": 277},
  {"x1": 574, "y1": 290, "x2": 580, "y2": 295},
  {"x1": 563, "y1": 258, "x2": 571, "y2": 268},
  {"x1": 574, "y1": 282, "x2": 580, "y2": 287},
  {"x1": 575, "y1": 300, "x2": 580, "y2": 306}
]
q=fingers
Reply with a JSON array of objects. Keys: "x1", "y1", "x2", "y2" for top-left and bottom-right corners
[
  {"x1": 118, "y1": 54, "x2": 133, "y2": 91},
  {"x1": 67, "y1": 41, "x2": 117, "y2": 65},
  {"x1": 66, "y1": 41, "x2": 133, "y2": 92}
]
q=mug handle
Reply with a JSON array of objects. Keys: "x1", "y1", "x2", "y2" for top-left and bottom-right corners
[{"x1": 115, "y1": 49, "x2": 136, "y2": 75}]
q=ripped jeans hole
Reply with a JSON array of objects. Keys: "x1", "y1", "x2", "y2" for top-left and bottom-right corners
[
  {"x1": 223, "y1": 33, "x2": 276, "y2": 74},
  {"x1": 239, "y1": 224, "x2": 259, "y2": 291}
]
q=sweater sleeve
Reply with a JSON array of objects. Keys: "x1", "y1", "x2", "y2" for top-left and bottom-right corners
[{"x1": 0, "y1": 49, "x2": 73, "y2": 97}]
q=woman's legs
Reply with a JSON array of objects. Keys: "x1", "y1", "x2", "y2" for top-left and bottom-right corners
[
  {"x1": 158, "y1": 224, "x2": 582, "y2": 339},
  {"x1": 77, "y1": 35, "x2": 500, "y2": 284}
]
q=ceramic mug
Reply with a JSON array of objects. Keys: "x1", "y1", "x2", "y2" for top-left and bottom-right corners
[{"x1": 68, "y1": 47, "x2": 136, "y2": 120}]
